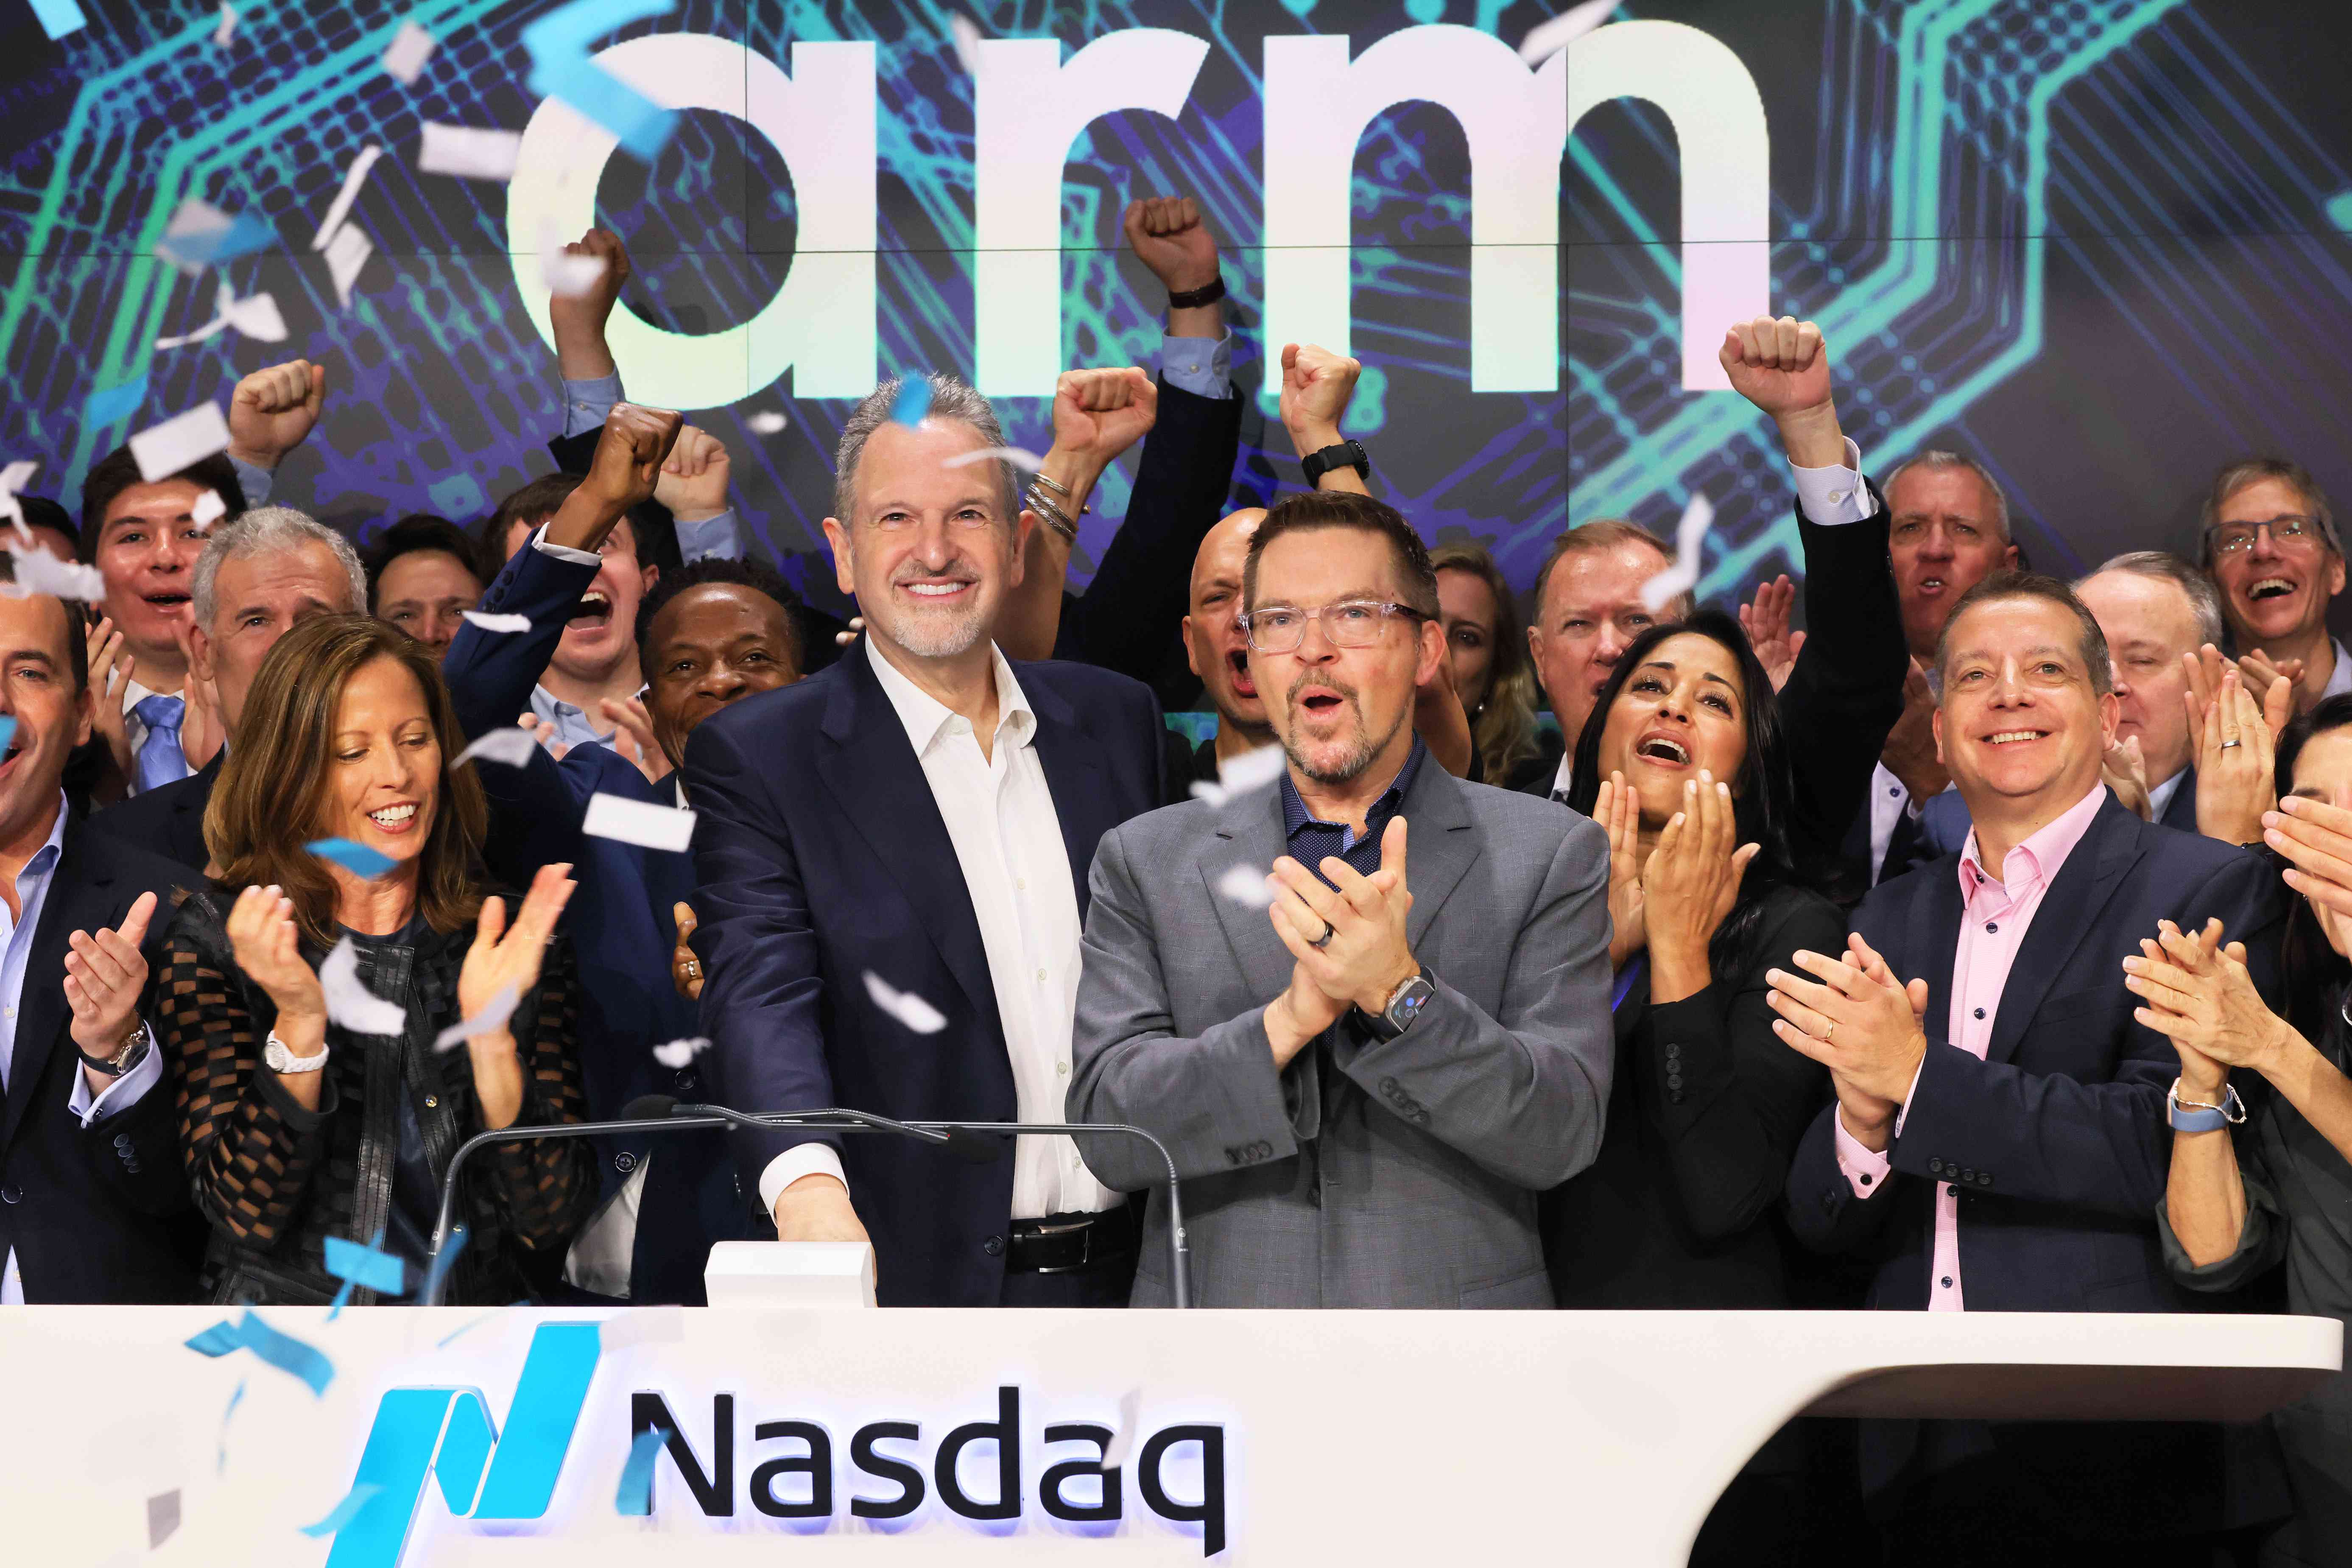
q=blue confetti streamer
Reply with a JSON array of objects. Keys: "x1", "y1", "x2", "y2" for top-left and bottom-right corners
[
  {"x1": 325, "y1": 1234, "x2": 408, "y2": 1297},
  {"x1": 26, "y1": 0, "x2": 87, "y2": 41},
  {"x1": 435, "y1": 1311, "x2": 496, "y2": 1348},
  {"x1": 159, "y1": 209, "x2": 277, "y2": 271},
  {"x1": 217, "y1": 1377, "x2": 246, "y2": 1475},
  {"x1": 81, "y1": 376, "x2": 148, "y2": 433},
  {"x1": 326, "y1": 1277, "x2": 355, "y2": 1321},
  {"x1": 520, "y1": 0, "x2": 680, "y2": 162},
  {"x1": 187, "y1": 1311, "x2": 336, "y2": 1397},
  {"x1": 306, "y1": 838, "x2": 396, "y2": 879},
  {"x1": 296, "y1": 1481, "x2": 382, "y2": 1538},
  {"x1": 890, "y1": 377, "x2": 934, "y2": 427},
  {"x1": 615, "y1": 1427, "x2": 668, "y2": 1515}
]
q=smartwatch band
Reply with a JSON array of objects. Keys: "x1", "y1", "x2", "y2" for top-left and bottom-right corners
[
  {"x1": 1166, "y1": 274, "x2": 1226, "y2": 310},
  {"x1": 2167, "y1": 1078, "x2": 2245, "y2": 1133},
  {"x1": 1301, "y1": 440, "x2": 1372, "y2": 487}
]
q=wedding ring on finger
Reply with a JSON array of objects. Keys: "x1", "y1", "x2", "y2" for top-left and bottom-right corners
[
  {"x1": 2219, "y1": 739, "x2": 2243, "y2": 749},
  {"x1": 1311, "y1": 920, "x2": 1336, "y2": 950}
]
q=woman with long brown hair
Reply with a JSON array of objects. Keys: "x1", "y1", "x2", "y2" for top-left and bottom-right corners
[
  {"x1": 1429, "y1": 542, "x2": 1548, "y2": 788},
  {"x1": 156, "y1": 614, "x2": 594, "y2": 1305}
]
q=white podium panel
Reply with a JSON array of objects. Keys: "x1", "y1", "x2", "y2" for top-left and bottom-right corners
[{"x1": 0, "y1": 1307, "x2": 2333, "y2": 1568}]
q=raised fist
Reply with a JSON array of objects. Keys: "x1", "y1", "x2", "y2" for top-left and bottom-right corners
[
  {"x1": 581, "y1": 401, "x2": 684, "y2": 515},
  {"x1": 1049, "y1": 366, "x2": 1157, "y2": 468},
  {"x1": 548, "y1": 227, "x2": 633, "y2": 378},
  {"x1": 1719, "y1": 316, "x2": 1831, "y2": 421},
  {"x1": 654, "y1": 425, "x2": 731, "y2": 523},
  {"x1": 1122, "y1": 196, "x2": 1220, "y2": 296},
  {"x1": 1279, "y1": 342, "x2": 1360, "y2": 450},
  {"x1": 226, "y1": 359, "x2": 327, "y2": 470}
]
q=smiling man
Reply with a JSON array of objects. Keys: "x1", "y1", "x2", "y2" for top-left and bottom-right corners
[
  {"x1": 1769, "y1": 569, "x2": 2291, "y2": 1554},
  {"x1": 1067, "y1": 489, "x2": 1614, "y2": 1307},
  {"x1": 687, "y1": 374, "x2": 1166, "y2": 1308},
  {"x1": 2201, "y1": 457, "x2": 2350, "y2": 713}
]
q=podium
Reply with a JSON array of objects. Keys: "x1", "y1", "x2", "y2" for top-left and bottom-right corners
[{"x1": 0, "y1": 1305, "x2": 2334, "y2": 1566}]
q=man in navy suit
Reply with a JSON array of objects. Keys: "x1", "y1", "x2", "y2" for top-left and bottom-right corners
[
  {"x1": 1767, "y1": 572, "x2": 2290, "y2": 1558},
  {"x1": 687, "y1": 374, "x2": 1166, "y2": 1308}
]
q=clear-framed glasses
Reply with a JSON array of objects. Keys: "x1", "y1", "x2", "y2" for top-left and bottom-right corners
[
  {"x1": 2209, "y1": 515, "x2": 2327, "y2": 556},
  {"x1": 1240, "y1": 598, "x2": 1428, "y2": 654}
]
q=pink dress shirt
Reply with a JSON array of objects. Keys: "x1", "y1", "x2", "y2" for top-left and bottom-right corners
[{"x1": 1832, "y1": 783, "x2": 2107, "y2": 1310}]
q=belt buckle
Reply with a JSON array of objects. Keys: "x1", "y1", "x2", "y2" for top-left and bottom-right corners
[{"x1": 1028, "y1": 1216, "x2": 1092, "y2": 1275}]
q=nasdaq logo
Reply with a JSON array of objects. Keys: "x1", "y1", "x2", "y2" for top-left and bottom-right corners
[{"x1": 325, "y1": 1322, "x2": 601, "y2": 1568}]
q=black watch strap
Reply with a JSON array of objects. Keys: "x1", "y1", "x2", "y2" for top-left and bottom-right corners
[
  {"x1": 1166, "y1": 274, "x2": 1226, "y2": 310},
  {"x1": 1302, "y1": 439, "x2": 1371, "y2": 486}
]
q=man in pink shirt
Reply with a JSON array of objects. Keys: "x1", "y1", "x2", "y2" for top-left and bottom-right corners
[{"x1": 1766, "y1": 572, "x2": 2292, "y2": 1562}]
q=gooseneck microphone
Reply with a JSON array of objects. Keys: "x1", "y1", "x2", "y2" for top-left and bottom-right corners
[{"x1": 422, "y1": 1098, "x2": 1191, "y2": 1308}]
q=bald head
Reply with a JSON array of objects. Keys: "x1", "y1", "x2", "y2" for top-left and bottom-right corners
[{"x1": 1186, "y1": 507, "x2": 1270, "y2": 734}]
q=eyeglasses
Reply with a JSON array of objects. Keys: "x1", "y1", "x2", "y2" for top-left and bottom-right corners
[
  {"x1": 2210, "y1": 515, "x2": 2329, "y2": 555},
  {"x1": 1240, "y1": 598, "x2": 1428, "y2": 654}
]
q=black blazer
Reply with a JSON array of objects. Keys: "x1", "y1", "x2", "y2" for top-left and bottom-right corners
[
  {"x1": 89, "y1": 752, "x2": 220, "y2": 874},
  {"x1": 686, "y1": 646, "x2": 1166, "y2": 1307},
  {"x1": 1545, "y1": 883, "x2": 1841, "y2": 1310},
  {"x1": 1786, "y1": 794, "x2": 2292, "y2": 1535},
  {"x1": 0, "y1": 821, "x2": 202, "y2": 1302}
]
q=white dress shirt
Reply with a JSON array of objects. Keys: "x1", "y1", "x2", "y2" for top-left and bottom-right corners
[
  {"x1": 756, "y1": 641, "x2": 1118, "y2": 1223},
  {"x1": 2147, "y1": 767, "x2": 2188, "y2": 827}
]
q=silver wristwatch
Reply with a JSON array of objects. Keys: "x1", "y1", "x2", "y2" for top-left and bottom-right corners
[{"x1": 263, "y1": 1031, "x2": 330, "y2": 1074}]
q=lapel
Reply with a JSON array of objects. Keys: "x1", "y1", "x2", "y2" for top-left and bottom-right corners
[
  {"x1": 1395, "y1": 755, "x2": 1480, "y2": 953},
  {"x1": 1, "y1": 823, "x2": 114, "y2": 1150},
  {"x1": 814, "y1": 649, "x2": 1001, "y2": 1034},
  {"x1": 1906, "y1": 853, "x2": 1966, "y2": 1043},
  {"x1": 1020, "y1": 665, "x2": 1115, "y2": 925},
  {"x1": 1987, "y1": 798, "x2": 2142, "y2": 1065},
  {"x1": 2159, "y1": 769, "x2": 2199, "y2": 833}
]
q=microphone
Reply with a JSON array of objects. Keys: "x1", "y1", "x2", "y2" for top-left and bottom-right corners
[{"x1": 421, "y1": 1101, "x2": 1191, "y2": 1308}]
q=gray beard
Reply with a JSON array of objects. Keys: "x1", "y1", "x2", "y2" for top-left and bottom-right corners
[
  {"x1": 871, "y1": 601, "x2": 989, "y2": 660},
  {"x1": 1286, "y1": 704, "x2": 1409, "y2": 786}
]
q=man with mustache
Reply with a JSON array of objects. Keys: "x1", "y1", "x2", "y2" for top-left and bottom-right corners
[
  {"x1": 688, "y1": 374, "x2": 1166, "y2": 1307},
  {"x1": 2202, "y1": 457, "x2": 2351, "y2": 713}
]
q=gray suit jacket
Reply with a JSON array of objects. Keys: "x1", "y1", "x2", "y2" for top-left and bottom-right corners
[{"x1": 1067, "y1": 757, "x2": 1615, "y2": 1307}]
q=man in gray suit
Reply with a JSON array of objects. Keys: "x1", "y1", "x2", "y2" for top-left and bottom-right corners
[{"x1": 1068, "y1": 491, "x2": 1614, "y2": 1307}]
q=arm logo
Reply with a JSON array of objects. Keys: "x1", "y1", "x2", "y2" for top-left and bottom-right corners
[{"x1": 326, "y1": 1322, "x2": 601, "y2": 1568}]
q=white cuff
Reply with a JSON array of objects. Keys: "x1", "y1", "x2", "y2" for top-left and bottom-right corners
[
  {"x1": 1789, "y1": 437, "x2": 1873, "y2": 526},
  {"x1": 528, "y1": 519, "x2": 602, "y2": 567},
  {"x1": 757, "y1": 1143, "x2": 851, "y2": 1219},
  {"x1": 67, "y1": 1024, "x2": 164, "y2": 1126},
  {"x1": 1891, "y1": 1053, "x2": 1927, "y2": 1140}
]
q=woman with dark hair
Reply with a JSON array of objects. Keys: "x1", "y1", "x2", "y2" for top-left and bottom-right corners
[
  {"x1": 1543, "y1": 607, "x2": 1842, "y2": 1565},
  {"x1": 155, "y1": 614, "x2": 595, "y2": 1306},
  {"x1": 2131, "y1": 683, "x2": 2352, "y2": 1562},
  {"x1": 1429, "y1": 542, "x2": 1548, "y2": 788}
]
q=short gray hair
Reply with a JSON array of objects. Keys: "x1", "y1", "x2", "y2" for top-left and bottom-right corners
[
  {"x1": 191, "y1": 505, "x2": 367, "y2": 631},
  {"x1": 2081, "y1": 550, "x2": 2226, "y2": 649},
  {"x1": 1883, "y1": 449, "x2": 2012, "y2": 542},
  {"x1": 832, "y1": 374, "x2": 1019, "y2": 525}
]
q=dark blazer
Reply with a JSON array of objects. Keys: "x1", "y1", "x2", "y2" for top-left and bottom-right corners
[
  {"x1": 1786, "y1": 794, "x2": 2292, "y2": 1537},
  {"x1": 1524, "y1": 487, "x2": 1907, "y2": 882},
  {"x1": 0, "y1": 821, "x2": 203, "y2": 1302},
  {"x1": 1051, "y1": 376, "x2": 1244, "y2": 712},
  {"x1": 1545, "y1": 883, "x2": 1841, "y2": 1311},
  {"x1": 442, "y1": 539, "x2": 746, "y2": 1303},
  {"x1": 1916, "y1": 769, "x2": 2201, "y2": 862},
  {"x1": 687, "y1": 646, "x2": 1166, "y2": 1307},
  {"x1": 89, "y1": 752, "x2": 221, "y2": 873}
]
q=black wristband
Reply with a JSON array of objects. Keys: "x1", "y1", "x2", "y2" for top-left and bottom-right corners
[
  {"x1": 1166, "y1": 274, "x2": 1226, "y2": 310},
  {"x1": 1301, "y1": 439, "x2": 1372, "y2": 487}
]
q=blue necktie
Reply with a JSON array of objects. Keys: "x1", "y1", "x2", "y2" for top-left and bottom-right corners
[{"x1": 132, "y1": 693, "x2": 187, "y2": 794}]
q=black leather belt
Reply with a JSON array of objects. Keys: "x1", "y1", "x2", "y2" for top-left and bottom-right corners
[{"x1": 1006, "y1": 1206, "x2": 1138, "y2": 1274}]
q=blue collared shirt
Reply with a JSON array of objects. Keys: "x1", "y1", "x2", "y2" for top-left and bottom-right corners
[{"x1": 1279, "y1": 737, "x2": 1426, "y2": 888}]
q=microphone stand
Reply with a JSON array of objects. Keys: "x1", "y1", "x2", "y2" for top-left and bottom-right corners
[{"x1": 421, "y1": 1105, "x2": 1191, "y2": 1308}]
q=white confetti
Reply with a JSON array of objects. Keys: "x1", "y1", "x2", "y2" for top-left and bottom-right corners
[
  {"x1": 863, "y1": 971, "x2": 946, "y2": 1034},
  {"x1": 583, "y1": 792, "x2": 696, "y2": 852},
  {"x1": 1637, "y1": 491, "x2": 1715, "y2": 612},
  {"x1": 651, "y1": 1036, "x2": 710, "y2": 1070},
  {"x1": 460, "y1": 610, "x2": 532, "y2": 634},
  {"x1": 1102, "y1": 1388, "x2": 1145, "y2": 1470},
  {"x1": 191, "y1": 489, "x2": 227, "y2": 528},
  {"x1": 128, "y1": 402, "x2": 231, "y2": 483},
  {"x1": 454, "y1": 727, "x2": 539, "y2": 769},
  {"x1": 154, "y1": 280, "x2": 285, "y2": 350},
  {"x1": 310, "y1": 145, "x2": 385, "y2": 252},
  {"x1": 418, "y1": 123, "x2": 523, "y2": 182},
  {"x1": 746, "y1": 411, "x2": 788, "y2": 436},
  {"x1": 321, "y1": 936, "x2": 407, "y2": 1036},
  {"x1": 380, "y1": 20, "x2": 436, "y2": 84},
  {"x1": 942, "y1": 445, "x2": 1047, "y2": 474},
  {"x1": 2, "y1": 546, "x2": 105, "y2": 601},
  {"x1": 542, "y1": 246, "x2": 606, "y2": 299},
  {"x1": 433, "y1": 982, "x2": 519, "y2": 1052},
  {"x1": 1215, "y1": 864, "x2": 1273, "y2": 908},
  {"x1": 949, "y1": 13, "x2": 984, "y2": 75},
  {"x1": 212, "y1": 3, "x2": 235, "y2": 49},
  {"x1": 0, "y1": 461, "x2": 36, "y2": 534},
  {"x1": 324, "y1": 223, "x2": 372, "y2": 308},
  {"x1": 1518, "y1": 0, "x2": 1618, "y2": 65},
  {"x1": 1188, "y1": 743, "x2": 1288, "y2": 807}
]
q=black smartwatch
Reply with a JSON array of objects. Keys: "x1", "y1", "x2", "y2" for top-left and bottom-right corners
[
  {"x1": 1357, "y1": 970, "x2": 1435, "y2": 1042},
  {"x1": 1301, "y1": 440, "x2": 1371, "y2": 488}
]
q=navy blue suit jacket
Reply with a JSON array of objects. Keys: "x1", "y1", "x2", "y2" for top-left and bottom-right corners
[
  {"x1": 685, "y1": 646, "x2": 1165, "y2": 1307},
  {"x1": 443, "y1": 541, "x2": 744, "y2": 1302},
  {"x1": 1787, "y1": 793, "x2": 2292, "y2": 1532}
]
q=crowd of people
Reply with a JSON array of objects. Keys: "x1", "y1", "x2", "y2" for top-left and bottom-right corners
[{"x1": 0, "y1": 199, "x2": 2346, "y2": 1564}]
